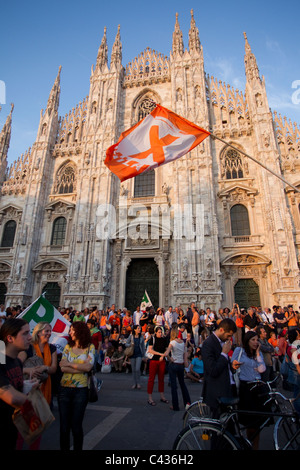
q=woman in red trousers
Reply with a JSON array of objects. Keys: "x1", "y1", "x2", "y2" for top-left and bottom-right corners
[{"x1": 147, "y1": 326, "x2": 169, "y2": 406}]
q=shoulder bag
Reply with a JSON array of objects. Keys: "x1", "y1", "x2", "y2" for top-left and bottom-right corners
[
  {"x1": 124, "y1": 335, "x2": 135, "y2": 357},
  {"x1": 145, "y1": 337, "x2": 155, "y2": 359},
  {"x1": 87, "y1": 345, "x2": 98, "y2": 403},
  {"x1": 23, "y1": 351, "x2": 48, "y2": 383},
  {"x1": 234, "y1": 347, "x2": 243, "y2": 391}
]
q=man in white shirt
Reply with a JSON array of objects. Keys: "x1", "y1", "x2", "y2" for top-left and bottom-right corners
[
  {"x1": 260, "y1": 307, "x2": 275, "y2": 337},
  {"x1": 108, "y1": 304, "x2": 116, "y2": 319},
  {"x1": 165, "y1": 306, "x2": 175, "y2": 330},
  {"x1": 204, "y1": 307, "x2": 216, "y2": 333},
  {"x1": 133, "y1": 306, "x2": 143, "y2": 325}
]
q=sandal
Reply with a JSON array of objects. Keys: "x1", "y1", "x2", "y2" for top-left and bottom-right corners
[
  {"x1": 148, "y1": 400, "x2": 156, "y2": 406},
  {"x1": 160, "y1": 398, "x2": 169, "y2": 403}
]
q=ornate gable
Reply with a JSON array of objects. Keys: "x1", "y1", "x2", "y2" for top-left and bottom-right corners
[
  {"x1": 45, "y1": 199, "x2": 75, "y2": 221},
  {"x1": 0, "y1": 204, "x2": 23, "y2": 224},
  {"x1": 124, "y1": 48, "x2": 170, "y2": 88},
  {"x1": 218, "y1": 183, "x2": 258, "y2": 207}
]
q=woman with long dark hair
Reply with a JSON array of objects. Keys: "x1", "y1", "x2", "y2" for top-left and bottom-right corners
[
  {"x1": 147, "y1": 326, "x2": 169, "y2": 406},
  {"x1": 231, "y1": 330, "x2": 267, "y2": 449},
  {"x1": 58, "y1": 321, "x2": 95, "y2": 450},
  {"x1": 0, "y1": 318, "x2": 39, "y2": 451},
  {"x1": 125, "y1": 325, "x2": 145, "y2": 389}
]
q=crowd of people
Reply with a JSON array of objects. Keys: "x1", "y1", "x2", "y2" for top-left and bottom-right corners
[{"x1": 1, "y1": 300, "x2": 300, "y2": 451}]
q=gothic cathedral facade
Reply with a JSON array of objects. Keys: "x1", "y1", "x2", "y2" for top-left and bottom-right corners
[{"x1": 0, "y1": 11, "x2": 300, "y2": 312}]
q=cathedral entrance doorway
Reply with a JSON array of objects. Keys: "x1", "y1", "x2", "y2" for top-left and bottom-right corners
[
  {"x1": 42, "y1": 282, "x2": 61, "y2": 308},
  {"x1": 125, "y1": 258, "x2": 159, "y2": 313},
  {"x1": 234, "y1": 278, "x2": 260, "y2": 309},
  {"x1": 0, "y1": 283, "x2": 7, "y2": 304}
]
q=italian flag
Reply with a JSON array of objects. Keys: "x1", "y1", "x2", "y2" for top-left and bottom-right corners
[
  {"x1": 140, "y1": 290, "x2": 152, "y2": 310},
  {"x1": 18, "y1": 295, "x2": 70, "y2": 353}
]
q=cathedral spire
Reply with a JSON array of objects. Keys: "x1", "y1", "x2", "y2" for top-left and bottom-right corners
[
  {"x1": 188, "y1": 9, "x2": 201, "y2": 53},
  {"x1": 46, "y1": 66, "x2": 61, "y2": 115},
  {"x1": 243, "y1": 32, "x2": 261, "y2": 83},
  {"x1": 172, "y1": 13, "x2": 184, "y2": 56},
  {"x1": 0, "y1": 103, "x2": 13, "y2": 184},
  {"x1": 97, "y1": 27, "x2": 108, "y2": 69},
  {"x1": 110, "y1": 25, "x2": 122, "y2": 69}
]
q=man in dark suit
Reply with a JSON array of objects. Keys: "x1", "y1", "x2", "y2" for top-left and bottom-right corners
[{"x1": 202, "y1": 318, "x2": 239, "y2": 418}]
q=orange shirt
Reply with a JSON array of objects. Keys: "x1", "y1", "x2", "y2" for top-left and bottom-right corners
[
  {"x1": 286, "y1": 313, "x2": 297, "y2": 327},
  {"x1": 100, "y1": 315, "x2": 108, "y2": 327},
  {"x1": 268, "y1": 337, "x2": 278, "y2": 348}
]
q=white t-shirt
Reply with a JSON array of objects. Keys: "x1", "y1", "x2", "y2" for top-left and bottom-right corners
[{"x1": 133, "y1": 310, "x2": 143, "y2": 325}]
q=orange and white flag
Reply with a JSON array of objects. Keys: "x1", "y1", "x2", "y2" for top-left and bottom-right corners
[{"x1": 105, "y1": 104, "x2": 210, "y2": 182}]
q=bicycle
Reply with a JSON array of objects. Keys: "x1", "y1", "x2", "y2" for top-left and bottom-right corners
[
  {"x1": 273, "y1": 391, "x2": 300, "y2": 450},
  {"x1": 182, "y1": 375, "x2": 279, "y2": 428},
  {"x1": 174, "y1": 376, "x2": 300, "y2": 450}
]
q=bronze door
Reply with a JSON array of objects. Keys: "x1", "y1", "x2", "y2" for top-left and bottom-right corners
[
  {"x1": 125, "y1": 258, "x2": 159, "y2": 312},
  {"x1": 0, "y1": 283, "x2": 7, "y2": 305},
  {"x1": 234, "y1": 278, "x2": 260, "y2": 309},
  {"x1": 42, "y1": 282, "x2": 61, "y2": 308}
]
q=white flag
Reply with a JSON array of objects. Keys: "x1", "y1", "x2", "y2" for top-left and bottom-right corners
[{"x1": 105, "y1": 104, "x2": 210, "y2": 182}]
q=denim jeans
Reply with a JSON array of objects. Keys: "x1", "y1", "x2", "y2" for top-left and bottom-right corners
[
  {"x1": 168, "y1": 362, "x2": 191, "y2": 410},
  {"x1": 131, "y1": 356, "x2": 142, "y2": 386},
  {"x1": 58, "y1": 386, "x2": 89, "y2": 450},
  {"x1": 293, "y1": 384, "x2": 300, "y2": 416}
]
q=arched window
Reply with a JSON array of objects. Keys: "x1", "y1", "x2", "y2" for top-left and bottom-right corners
[
  {"x1": 1, "y1": 220, "x2": 17, "y2": 247},
  {"x1": 138, "y1": 98, "x2": 156, "y2": 121},
  {"x1": 54, "y1": 162, "x2": 76, "y2": 194},
  {"x1": 134, "y1": 170, "x2": 155, "y2": 197},
  {"x1": 230, "y1": 204, "x2": 250, "y2": 236},
  {"x1": 223, "y1": 149, "x2": 244, "y2": 179},
  {"x1": 51, "y1": 217, "x2": 67, "y2": 246}
]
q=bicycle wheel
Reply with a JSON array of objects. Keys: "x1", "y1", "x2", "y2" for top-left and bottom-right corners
[
  {"x1": 183, "y1": 401, "x2": 213, "y2": 427},
  {"x1": 274, "y1": 416, "x2": 300, "y2": 450},
  {"x1": 173, "y1": 421, "x2": 241, "y2": 450}
]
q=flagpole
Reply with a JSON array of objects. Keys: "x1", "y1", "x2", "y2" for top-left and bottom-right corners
[{"x1": 210, "y1": 133, "x2": 300, "y2": 194}]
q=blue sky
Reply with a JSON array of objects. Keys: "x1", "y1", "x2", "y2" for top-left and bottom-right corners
[{"x1": 1, "y1": 0, "x2": 299, "y2": 166}]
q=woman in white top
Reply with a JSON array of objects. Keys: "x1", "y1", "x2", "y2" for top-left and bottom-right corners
[
  {"x1": 163, "y1": 325, "x2": 191, "y2": 411},
  {"x1": 154, "y1": 308, "x2": 165, "y2": 327}
]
